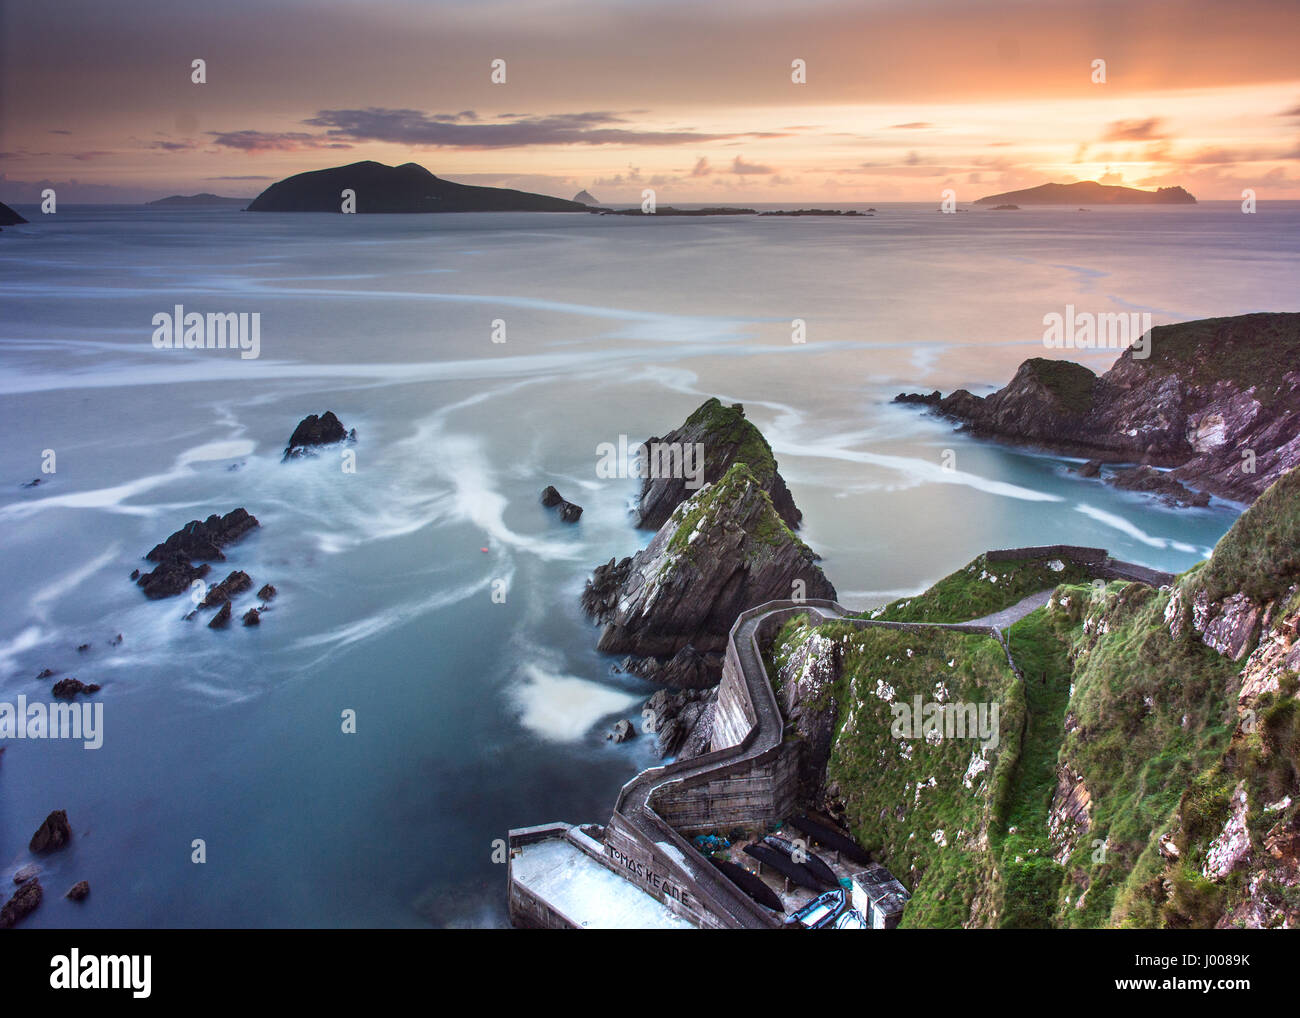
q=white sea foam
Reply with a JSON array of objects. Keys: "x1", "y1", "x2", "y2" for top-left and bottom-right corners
[
  {"x1": 511, "y1": 663, "x2": 643, "y2": 743},
  {"x1": 1074, "y1": 503, "x2": 1206, "y2": 555}
]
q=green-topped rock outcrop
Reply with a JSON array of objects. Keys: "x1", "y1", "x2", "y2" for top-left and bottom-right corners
[
  {"x1": 583, "y1": 463, "x2": 835, "y2": 681},
  {"x1": 633, "y1": 398, "x2": 802, "y2": 531}
]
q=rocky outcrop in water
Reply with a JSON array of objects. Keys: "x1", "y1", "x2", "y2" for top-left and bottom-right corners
[
  {"x1": 201, "y1": 570, "x2": 253, "y2": 607},
  {"x1": 0, "y1": 879, "x2": 41, "y2": 928},
  {"x1": 583, "y1": 462, "x2": 835, "y2": 676},
  {"x1": 895, "y1": 313, "x2": 1300, "y2": 505},
  {"x1": 51, "y1": 678, "x2": 100, "y2": 699},
  {"x1": 284, "y1": 411, "x2": 352, "y2": 459},
  {"x1": 65, "y1": 880, "x2": 90, "y2": 902},
  {"x1": 540, "y1": 485, "x2": 583, "y2": 522},
  {"x1": 0, "y1": 200, "x2": 27, "y2": 226},
  {"x1": 29, "y1": 810, "x2": 72, "y2": 853},
  {"x1": 633, "y1": 398, "x2": 801, "y2": 530},
  {"x1": 136, "y1": 509, "x2": 258, "y2": 598}
]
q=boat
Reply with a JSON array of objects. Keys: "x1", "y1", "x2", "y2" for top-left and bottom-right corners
[
  {"x1": 787, "y1": 813, "x2": 872, "y2": 866},
  {"x1": 834, "y1": 908, "x2": 868, "y2": 929},
  {"x1": 762, "y1": 835, "x2": 839, "y2": 888},
  {"x1": 708, "y1": 857, "x2": 784, "y2": 913},
  {"x1": 742, "y1": 843, "x2": 824, "y2": 891},
  {"x1": 783, "y1": 888, "x2": 846, "y2": 929}
]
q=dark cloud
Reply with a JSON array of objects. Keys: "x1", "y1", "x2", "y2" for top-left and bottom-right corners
[
  {"x1": 1102, "y1": 118, "x2": 1167, "y2": 141},
  {"x1": 208, "y1": 131, "x2": 354, "y2": 153},
  {"x1": 301, "y1": 108, "x2": 753, "y2": 148}
]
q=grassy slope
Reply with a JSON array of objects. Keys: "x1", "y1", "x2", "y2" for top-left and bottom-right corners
[
  {"x1": 683, "y1": 398, "x2": 778, "y2": 488},
  {"x1": 865, "y1": 553, "x2": 1094, "y2": 624}
]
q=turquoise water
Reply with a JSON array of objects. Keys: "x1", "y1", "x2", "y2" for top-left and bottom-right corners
[{"x1": 0, "y1": 201, "x2": 1293, "y2": 926}]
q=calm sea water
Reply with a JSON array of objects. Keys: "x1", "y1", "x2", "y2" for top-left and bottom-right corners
[{"x1": 0, "y1": 201, "x2": 1295, "y2": 927}]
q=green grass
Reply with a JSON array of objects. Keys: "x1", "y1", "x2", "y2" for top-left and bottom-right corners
[
  {"x1": 683, "y1": 398, "x2": 778, "y2": 488},
  {"x1": 1142, "y1": 313, "x2": 1300, "y2": 405},
  {"x1": 865, "y1": 554, "x2": 1093, "y2": 624},
  {"x1": 664, "y1": 462, "x2": 803, "y2": 561},
  {"x1": 1198, "y1": 465, "x2": 1300, "y2": 603},
  {"x1": 1023, "y1": 357, "x2": 1098, "y2": 414},
  {"x1": 767, "y1": 619, "x2": 1021, "y2": 927}
]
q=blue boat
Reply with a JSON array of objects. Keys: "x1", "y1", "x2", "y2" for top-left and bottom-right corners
[{"x1": 783, "y1": 888, "x2": 846, "y2": 929}]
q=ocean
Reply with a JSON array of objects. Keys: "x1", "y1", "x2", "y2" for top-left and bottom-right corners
[{"x1": 0, "y1": 201, "x2": 1295, "y2": 927}]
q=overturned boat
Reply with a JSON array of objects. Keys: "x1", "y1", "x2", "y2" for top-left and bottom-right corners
[
  {"x1": 708, "y1": 857, "x2": 784, "y2": 914},
  {"x1": 788, "y1": 813, "x2": 872, "y2": 866},
  {"x1": 763, "y1": 835, "x2": 839, "y2": 888},
  {"x1": 743, "y1": 843, "x2": 824, "y2": 892}
]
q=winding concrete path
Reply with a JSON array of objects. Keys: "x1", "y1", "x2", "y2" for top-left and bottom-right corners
[{"x1": 605, "y1": 552, "x2": 1169, "y2": 928}]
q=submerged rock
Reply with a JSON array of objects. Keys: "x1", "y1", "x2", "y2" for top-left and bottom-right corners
[
  {"x1": 136, "y1": 509, "x2": 258, "y2": 599},
  {"x1": 12, "y1": 864, "x2": 39, "y2": 885},
  {"x1": 242, "y1": 607, "x2": 261, "y2": 626},
  {"x1": 65, "y1": 880, "x2": 90, "y2": 902},
  {"x1": 1109, "y1": 465, "x2": 1210, "y2": 508},
  {"x1": 208, "y1": 602, "x2": 232, "y2": 629},
  {"x1": 29, "y1": 810, "x2": 72, "y2": 853},
  {"x1": 257, "y1": 584, "x2": 277, "y2": 601},
  {"x1": 607, "y1": 719, "x2": 636, "y2": 743}
]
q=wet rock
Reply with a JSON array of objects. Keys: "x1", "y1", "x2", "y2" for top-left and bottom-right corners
[
  {"x1": 607, "y1": 719, "x2": 635, "y2": 743},
  {"x1": 540, "y1": 485, "x2": 583, "y2": 522},
  {"x1": 65, "y1": 881, "x2": 90, "y2": 902},
  {"x1": 891, "y1": 390, "x2": 943, "y2": 406},
  {"x1": 13, "y1": 864, "x2": 39, "y2": 885},
  {"x1": 21, "y1": 477, "x2": 41, "y2": 488},
  {"x1": 129, "y1": 569, "x2": 140, "y2": 581},
  {"x1": 1077, "y1": 459, "x2": 1103, "y2": 478},
  {"x1": 36, "y1": 668, "x2": 55, "y2": 680},
  {"x1": 138, "y1": 555, "x2": 210, "y2": 598},
  {"x1": 52, "y1": 678, "x2": 100, "y2": 699},
  {"x1": 145, "y1": 508, "x2": 260, "y2": 564},
  {"x1": 201, "y1": 569, "x2": 253, "y2": 607},
  {"x1": 257, "y1": 584, "x2": 277, "y2": 601},
  {"x1": 583, "y1": 463, "x2": 835, "y2": 660},
  {"x1": 284, "y1": 411, "x2": 349, "y2": 459},
  {"x1": 76, "y1": 643, "x2": 89, "y2": 653},
  {"x1": 29, "y1": 810, "x2": 72, "y2": 853},
  {"x1": 0, "y1": 879, "x2": 42, "y2": 928},
  {"x1": 208, "y1": 602, "x2": 232, "y2": 629},
  {"x1": 1110, "y1": 465, "x2": 1210, "y2": 508},
  {"x1": 242, "y1": 608, "x2": 261, "y2": 626}
]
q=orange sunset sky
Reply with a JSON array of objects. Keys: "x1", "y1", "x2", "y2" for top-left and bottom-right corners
[{"x1": 2, "y1": 0, "x2": 1298, "y2": 204}]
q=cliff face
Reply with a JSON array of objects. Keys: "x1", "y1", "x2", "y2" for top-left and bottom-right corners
[
  {"x1": 583, "y1": 463, "x2": 835, "y2": 663},
  {"x1": 247, "y1": 161, "x2": 591, "y2": 213},
  {"x1": 908, "y1": 313, "x2": 1300, "y2": 504},
  {"x1": 767, "y1": 465, "x2": 1300, "y2": 928},
  {"x1": 634, "y1": 398, "x2": 802, "y2": 531}
]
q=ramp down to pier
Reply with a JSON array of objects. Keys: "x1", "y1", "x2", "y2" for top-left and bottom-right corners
[{"x1": 511, "y1": 547, "x2": 1171, "y2": 929}]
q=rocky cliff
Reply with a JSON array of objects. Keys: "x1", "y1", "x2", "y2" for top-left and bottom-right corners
[
  {"x1": 898, "y1": 312, "x2": 1300, "y2": 505},
  {"x1": 0, "y1": 201, "x2": 28, "y2": 226},
  {"x1": 633, "y1": 398, "x2": 801, "y2": 530},
  {"x1": 583, "y1": 462, "x2": 835, "y2": 682},
  {"x1": 761, "y1": 464, "x2": 1300, "y2": 927}
]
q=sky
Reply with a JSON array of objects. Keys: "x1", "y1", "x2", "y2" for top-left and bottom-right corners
[{"x1": 2, "y1": 0, "x2": 1298, "y2": 204}]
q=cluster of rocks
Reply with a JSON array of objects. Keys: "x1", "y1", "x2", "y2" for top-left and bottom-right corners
[
  {"x1": 540, "y1": 485, "x2": 583, "y2": 522},
  {"x1": 1076, "y1": 461, "x2": 1210, "y2": 508},
  {"x1": 642, "y1": 687, "x2": 716, "y2": 759},
  {"x1": 895, "y1": 312, "x2": 1300, "y2": 506},
  {"x1": 283, "y1": 410, "x2": 355, "y2": 460},
  {"x1": 133, "y1": 508, "x2": 260, "y2": 598},
  {"x1": 1, "y1": 810, "x2": 87, "y2": 928}
]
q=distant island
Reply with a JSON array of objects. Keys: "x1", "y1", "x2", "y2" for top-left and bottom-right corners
[
  {"x1": 975, "y1": 181, "x2": 1196, "y2": 205},
  {"x1": 247, "y1": 160, "x2": 591, "y2": 213},
  {"x1": 146, "y1": 194, "x2": 250, "y2": 207},
  {"x1": 572, "y1": 189, "x2": 600, "y2": 205}
]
